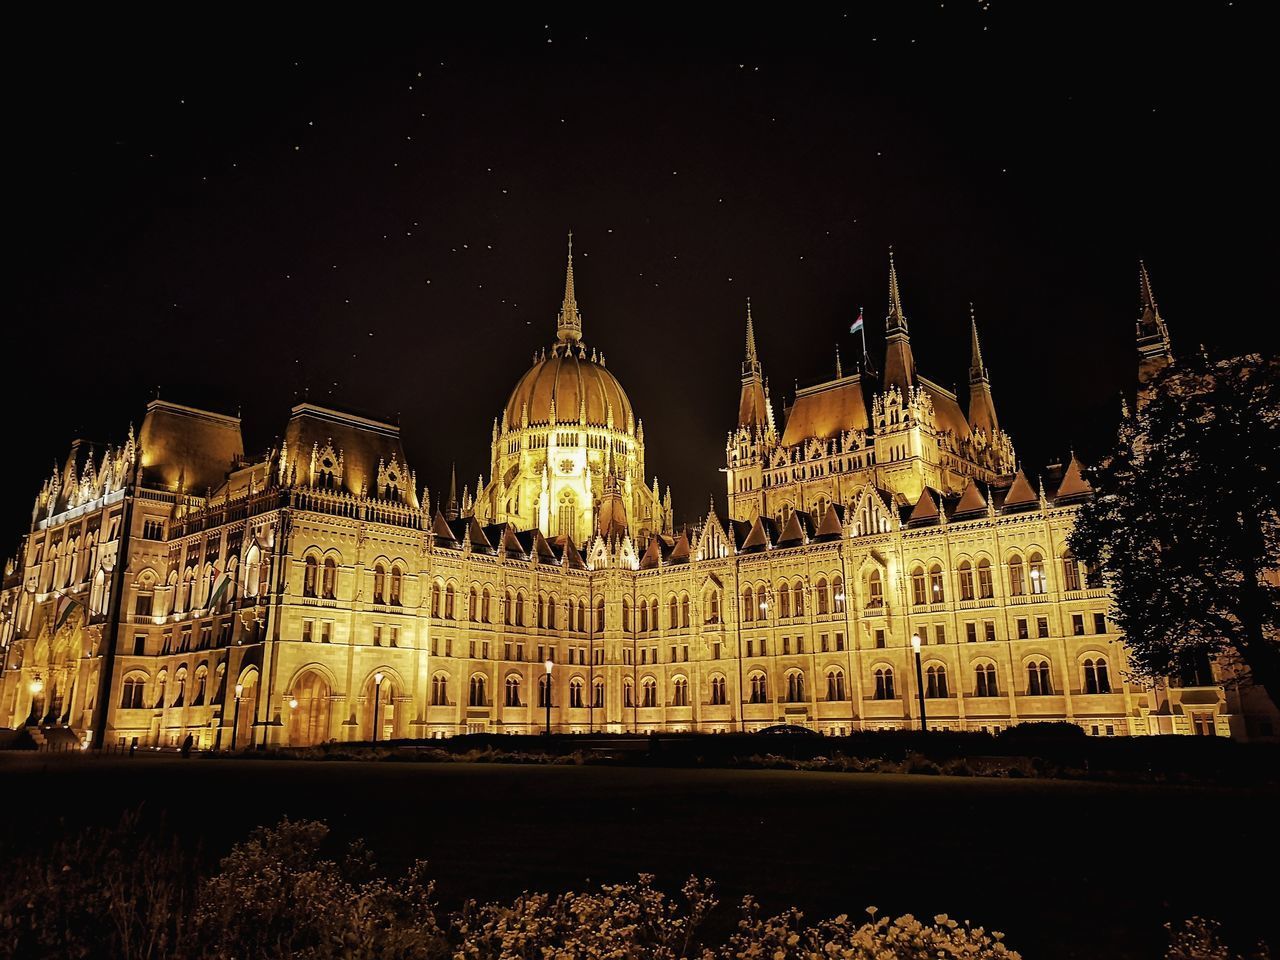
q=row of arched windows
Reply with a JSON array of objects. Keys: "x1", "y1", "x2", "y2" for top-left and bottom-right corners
[
  {"x1": 740, "y1": 576, "x2": 847, "y2": 622},
  {"x1": 302, "y1": 555, "x2": 337, "y2": 600}
]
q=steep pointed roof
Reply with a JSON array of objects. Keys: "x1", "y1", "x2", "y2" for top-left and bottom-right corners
[
  {"x1": 952, "y1": 477, "x2": 988, "y2": 517},
  {"x1": 776, "y1": 510, "x2": 814, "y2": 546},
  {"x1": 668, "y1": 531, "x2": 692, "y2": 564},
  {"x1": 1054, "y1": 454, "x2": 1094, "y2": 501},
  {"x1": 1001, "y1": 468, "x2": 1038, "y2": 512},
  {"x1": 639, "y1": 536, "x2": 664, "y2": 570},
  {"x1": 431, "y1": 510, "x2": 459, "y2": 544},
  {"x1": 907, "y1": 487, "x2": 941, "y2": 526},
  {"x1": 814, "y1": 502, "x2": 845, "y2": 540},
  {"x1": 556, "y1": 231, "x2": 582, "y2": 343}
]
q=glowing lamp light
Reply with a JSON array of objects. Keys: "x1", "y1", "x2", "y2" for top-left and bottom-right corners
[
  {"x1": 288, "y1": 697, "x2": 299, "y2": 710},
  {"x1": 544, "y1": 658, "x2": 554, "y2": 675},
  {"x1": 29, "y1": 677, "x2": 44, "y2": 696},
  {"x1": 911, "y1": 634, "x2": 921, "y2": 654},
  {"x1": 375, "y1": 671, "x2": 385, "y2": 685},
  {"x1": 234, "y1": 683, "x2": 244, "y2": 698}
]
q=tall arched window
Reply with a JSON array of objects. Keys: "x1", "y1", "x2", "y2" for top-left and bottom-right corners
[
  {"x1": 977, "y1": 559, "x2": 993, "y2": 599},
  {"x1": 445, "y1": 584, "x2": 456, "y2": 619},
  {"x1": 832, "y1": 576, "x2": 846, "y2": 613},
  {"x1": 322, "y1": 558, "x2": 337, "y2": 599},
  {"x1": 925, "y1": 664, "x2": 948, "y2": 698},
  {"x1": 826, "y1": 668, "x2": 846, "y2": 701},
  {"x1": 1083, "y1": 657, "x2": 1111, "y2": 694},
  {"x1": 595, "y1": 597, "x2": 605, "y2": 632},
  {"x1": 515, "y1": 592, "x2": 525, "y2": 626},
  {"x1": 911, "y1": 566, "x2": 927, "y2": 606},
  {"x1": 929, "y1": 564, "x2": 945, "y2": 603},
  {"x1": 373, "y1": 564, "x2": 386, "y2": 603},
  {"x1": 431, "y1": 674, "x2": 448, "y2": 706},
  {"x1": 623, "y1": 678, "x2": 634, "y2": 708},
  {"x1": 505, "y1": 591, "x2": 515, "y2": 625},
  {"x1": 482, "y1": 588, "x2": 492, "y2": 623},
  {"x1": 468, "y1": 675, "x2": 487, "y2": 707},
  {"x1": 816, "y1": 577, "x2": 829, "y2": 615},
  {"x1": 975, "y1": 662, "x2": 998, "y2": 697},
  {"x1": 504, "y1": 676, "x2": 521, "y2": 706},
  {"x1": 623, "y1": 598, "x2": 632, "y2": 632},
  {"x1": 867, "y1": 570, "x2": 884, "y2": 608},
  {"x1": 592, "y1": 678, "x2": 604, "y2": 708},
  {"x1": 958, "y1": 561, "x2": 974, "y2": 601},
  {"x1": 557, "y1": 490, "x2": 577, "y2": 542},
  {"x1": 680, "y1": 595, "x2": 690, "y2": 627},
  {"x1": 873, "y1": 667, "x2": 895, "y2": 700},
  {"x1": 303, "y1": 556, "x2": 318, "y2": 598},
  {"x1": 547, "y1": 595, "x2": 557, "y2": 631},
  {"x1": 778, "y1": 582, "x2": 791, "y2": 619},
  {"x1": 1028, "y1": 553, "x2": 1046, "y2": 595},
  {"x1": 710, "y1": 675, "x2": 727, "y2": 705},
  {"x1": 707, "y1": 589, "x2": 721, "y2": 623},
  {"x1": 742, "y1": 588, "x2": 754, "y2": 622},
  {"x1": 431, "y1": 582, "x2": 442, "y2": 618},
  {"x1": 672, "y1": 677, "x2": 688, "y2": 706},
  {"x1": 639, "y1": 601, "x2": 649, "y2": 633},
  {"x1": 1009, "y1": 555, "x2": 1026, "y2": 597},
  {"x1": 669, "y1": 595, "x2": 679, "y2": 629},
  {"x1": 786, "y1": 671, "x2": 806, "y2": 703},
  {"x1": 469, "y1": 587, "x2": 478, "y2": 622},
  {"x1": 120, "y1": 675, "x2": 146, "y2": 709},
  {"x1": 1027, "y1": 660, "x2": 1053, "y2": 696},
  {"x1": 389, "y1": 567, "x2": 402, "y2": 604},
  {"x1": 642, "y1": 678, "x2": 658, "y2": 707},
  {"x1": 569, "y1": 678, "x2": 584, "y2": 708},
  {"x1": 793, "y1": 580, "x2": 805, "y2": 616},
  {"x1": 748, "y1": 672, "x2": 768, "y2": 703},
  {"x1": 538, "y1": 675, "x2": 551, "y2": 707},
  {"x1": 1062, "y1": 552, "x2": 1081, "y2": 592}
]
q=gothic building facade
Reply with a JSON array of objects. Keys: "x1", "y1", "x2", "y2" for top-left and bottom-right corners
[{"x1": 1, "y1": 248, "x2": 1272, "y2": 749}]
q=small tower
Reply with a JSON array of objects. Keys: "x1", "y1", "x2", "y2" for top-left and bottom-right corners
[
  {"x1": 556, "y1": 231, "x2": 583, "y2": 344},
  {"x1": 1136, "y1": 260, "x2": 1173, "y2": 404},
  {"x1": 967, "y1": 304, "x2": 1000, "y2": 436},
  {"x1": 882, "y1": 248, "x2": 917, "y2": 395},
  {"x1": 737, "y1": 299, "x2": 775, "y2": 437}
]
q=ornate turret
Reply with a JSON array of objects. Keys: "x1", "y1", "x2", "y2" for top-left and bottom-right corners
[
  {"x1": 556, "y1": 231, "x2": 582, "y2": 343},
  {"x1": 1136, "y1": 260, "x2": 1173, "y2": 399},
  {"x1": 967, "y1": 304, "x2": 1000, "y2": 436},
  {"x1": 596, "y1": 441, "x2": 629, "y2": 538},
  {"x1": 882, "y1": 248, "x2": 917, "y2": 394}
]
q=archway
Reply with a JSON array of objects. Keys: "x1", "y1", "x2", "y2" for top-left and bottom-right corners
[
  {"x1": 287, "y1": 670, "x2": 333, "y2": 746},
  {"x1": 231, "y1": 668, "x2": 259, "y2": 750},
  {"x1": 361, "y1": 672, "x2": 398, "y2": 741}
]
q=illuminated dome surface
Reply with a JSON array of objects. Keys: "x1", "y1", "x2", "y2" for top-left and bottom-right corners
[{"x1": 504, "y1": 344, "x2": 634, "y2": 433}]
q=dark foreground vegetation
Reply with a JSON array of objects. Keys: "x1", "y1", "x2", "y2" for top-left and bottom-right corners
[{"x1": 0, "y1": 814, "x2": 1270, "y2": 960}]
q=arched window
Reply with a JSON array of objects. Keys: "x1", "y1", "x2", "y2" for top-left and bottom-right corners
[
  {"x1": 482, "y1": 588, "x2": 492, "y2": 623},
  {"x1": 975, "y1": 662, "x2": 998, "y2": 697},
  {"x1": 623, "y1": 678, "x2": 634, "y2": 708},
  {"x1": 547, "y1": 596, "x2": 557, "y2": 631},
  {"x1": 322, "y1": 558, "x2": 337, "y2": 599},
  {"x1": 639, "y1": 601, "x2": 649, "y2": 633},
  {"x1": 642, "y1": 677, "x2": 658, "y2": 708},
  {"x1": 669, "y1": 595, "x2": 679, "y2": 628},
  {"x1": 911, "y1": 566, "x2": 927, "y2": 606},
  {"x1": 826, "y1": 668, "x2": 846, "y2": 701},
  {"x1": 958, "y1": 561, "x2": 974, "y2": 601},
  {"x1": 742, "y1": 588, "x2": 754, "y2": 622},
  {"x1": 833, "y1": 576, "x2": 846, "y2": 614},
  {"x1": 681, "y1": 595, "x2": 690, "y2": 627},
  {"x1": 929, "y1": 564, "x2": 945, "y2": 603},
  {"x1": 120, "y1": 675, "x2": 146, "y2": 709},
  {"x1": 816, "y1": 577, "x2": 829, "y2": 615},
  {"x1": 925, "y1": 664, "x2": 948, "y2": 699},
  {"x1": 506, "y1": 591, "x2": 515, "y2": 625},
  {"x1": 649, "y1": 598, "x2": 658, "y2": 631},
  {"x1": 595, "y1": 597, "x2": 605, "y2": 632},
  {"x1": 672, "y1": 677, "x2": 688, "y2": 707},
  {"x1": 557, "y1": 490, "x2": 577, "y2": 542},
  {"x1": 748, "y1": 672, "x2": 768, "y2": 703},
  {"x1": 570, "y1": 678, "x2": 584, "y2": 708},
  {"x1": 1028, "y1": 553, "x2": 1046, "y2": 595},
  {"x1": 469, "y1": 587, "x2": 478, "y2": 622},
  {"x1": 538, "y1": 675, "x2": 551, "y2": 707},
  {"x1": 977, "y1": 559, "x2": 993, "y2": 599},
  {"x1": 536, "y1": 594, "x2": 546, "y2": 629},
  {"x1": 867, "y1": 570, "x2": 884, "y2": 608},
  {"x1": 778, "y1": 582, "x2": 791, "y2": 619},
  {"x1": 706, "y1": 589, "x2": 721, "y2": 624},
  {"x1": 154, "y1": 671, "x2": 168, "y2": 709},
  {"x1": 1009, "y1": 555, "x2": 1025, "y2": 597},
  {"x1": 710, "y1": 675, "x2": 727, "y2": 705},
  {"x1": 431, "y1": 674, "x2": 448, "y2": 706},
  {"x1": 1083, "y1": 657, "x2": 1112, "y2": 694},
  {"x1": 786, "y1": 671, "x2": 806, "y2": 703},
  {"x1": 873, "y1": 667, "x2": 895, "y2": 700},
  {"x1": 373, "y1": 564, "x2": 386, "y2": 603},
  {"x1": 1062, "y1": 551, "x2": 1081, "y2": 592},
  {"x1": 445, "y1": 584, "x2": 456, "y2": 619},
  {"x1": 515, "y1": 592, "x2": 525, "y2": 626},
  {"x1": 577, "y1": 600, "x2": 586, "y2": 633},
  {"x1": 431, "y1": 582, "x2": 442, "y2": 618},
  {"x1": 592, "y1": 678, "x2": 604, "y2": 708},
  {"x1": 623, "y1": 598, "x2": 632, "y2": 632},
  {"x1": 303, "y1": 556, "x2": 318, "y2": 598},
  {"x1": 1027, "y1": 660, "x2": 1053, "y2": 696},
  {"x1": 468, "y1": 674, "x2": 487, "y2": 707},
  {"x1": 793, "y1": 580, "x2": 805, "y2": 617},
  {"x1": 389, "y1": 567, "x2": 402, "y2": 605}
]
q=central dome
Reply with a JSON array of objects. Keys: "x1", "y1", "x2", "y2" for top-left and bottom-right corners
[{"x1": 505, "y1": 344, "x2": 634, "y2": 432}]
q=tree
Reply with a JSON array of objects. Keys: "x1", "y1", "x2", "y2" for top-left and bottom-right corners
[{"x1": 1070, "y1": 351, "x2": 1279, "y2": 708}]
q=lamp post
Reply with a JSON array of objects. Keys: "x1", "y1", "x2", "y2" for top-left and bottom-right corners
[
  {"x1": 28, "y1": 676, "x2": 44, "y2": 726},
  {"x1": 911, "y1": 633, "x2": 927, "y2": 732},
  {"x1": 544, "y1": 658, "x2": 553, "y2": 736},
  {"x1": 372, "y1": 671, "x2": 385, "y2": 743},
  {"x1": 231, "y1": 683, "x2": 243, "y2": 751}
]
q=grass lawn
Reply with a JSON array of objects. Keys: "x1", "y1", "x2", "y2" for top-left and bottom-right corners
[{"x1": 1, "y1": 754, "x2": 1274, "y2": 959}]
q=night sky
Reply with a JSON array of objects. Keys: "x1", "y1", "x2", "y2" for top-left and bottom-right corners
[{"x1": 8, "y1": 4, "x2": 1277, "y2": 550}]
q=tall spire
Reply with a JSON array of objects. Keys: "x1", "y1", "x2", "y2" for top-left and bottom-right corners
[
  {"x1": 1139, "y1": 260, "x2": 1161, "y2": 326},
  {"x1": 1136, "y1": 260, "x2": 1173, "y2": 400},
  {"x1": 446, "y1": 463, "x2": 459, "y2": 520},
  {"x1": 556, "y1": 231, "x2": 583, "y2": 343},
  {"x1": 882, "y1": 247, "x2": 916, "y2": 393},
  {"x1": 738, "y1": 299, "x2": 772, "y2": 436},
  {"x1": 967, "y1": 304, "x2": 999, "y2": 435},
  {"x1": 743, "y1": 298, "x2": 761, "y2": 377}
]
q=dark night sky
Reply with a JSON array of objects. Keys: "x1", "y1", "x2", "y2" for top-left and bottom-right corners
[{"x1": 7, "y1": 4, "x2": 1277, "y2": 550}]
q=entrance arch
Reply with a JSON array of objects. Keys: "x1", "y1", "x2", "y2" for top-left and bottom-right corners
[
  {"x1": 360, "y1": 670, "x2": 399, "y2": 741},
  {"x1": 287, "y1": 669, "x2": 333, "y2": 746}
]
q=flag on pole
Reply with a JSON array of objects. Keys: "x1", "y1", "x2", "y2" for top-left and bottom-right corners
[
  {"x1": 54, "y1": 593, "x2": 82, "y2": 632},
  {"x1": 208, "y1": 562, "x2": 230, "y2": 610},
  {"x1": 850, "y1": 308, "x2": 865, "y2": 335}
]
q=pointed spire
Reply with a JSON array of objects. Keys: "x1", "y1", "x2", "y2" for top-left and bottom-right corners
[
  {"x1": 1139, "y1": 260, "x2": 1161, "y2": 326},
  {"x1": 886, "y1": 246, "x2": 907, "y2": 333},
  {"x1": 835, "y1": 346, "x2": 843, "y2": 379},
  {"x1": 446, "y1": 463, "x2": 459, "y2": 520},
  {"x1": 882, "y1": 248, "x2": 916, "y2": 393},
  {"x1": 1136, "y1": 260, "x2": 1173, "y2": 397},
  {"x1": 968, "y1": 303, "x2": 988, "y2": 382},
  {"x1": 742, "y1": 298, "x2": 761, "y2": 377},
  {"x1": 556, "y1": 230, "x2": 583, "y2": 343}
]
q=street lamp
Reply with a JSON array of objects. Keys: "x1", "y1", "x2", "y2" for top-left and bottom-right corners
[
  {"x1": 372, "y1": 671, "x2": 385, "y2": 743},
  {"x1": 231, "y1": 682, "x2": 243, "y2": 751},
  {"x1": 911, "y1": 633, "x2": 928, "y2": 732},
  {"x1": 543, "y1": 658, "x2": 553, "y2": 736},
  {"x1": 27, "y1": 676, "x2": 44, "y2": 726}
]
